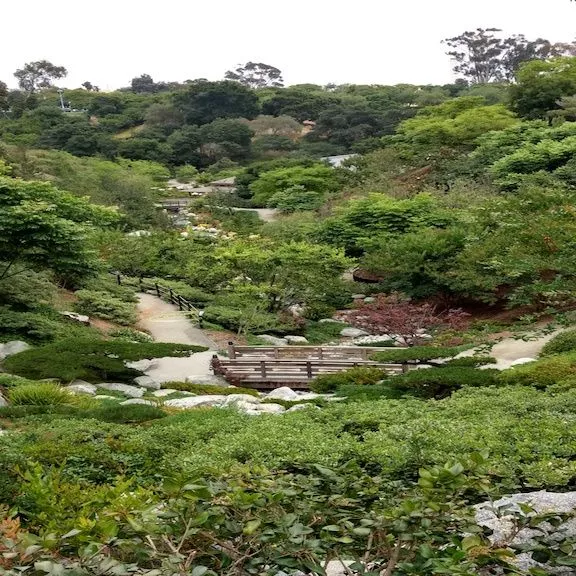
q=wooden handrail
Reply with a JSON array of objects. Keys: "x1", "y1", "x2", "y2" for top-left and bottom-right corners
[{"x1": 111, "y1": 272, "x2": 199, "y2": 314}]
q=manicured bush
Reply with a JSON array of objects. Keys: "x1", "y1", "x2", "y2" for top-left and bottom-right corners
[
  {"x1": 303, "y1": 321, "x2": 347, "y2": 344},
  {"x1": 498, "y1": 353, "x2": 576, "y2": 389},
  {"x1": 203, "y1": 305, "x2": 296, "y2": 335},
  {"x1": 541, "y1": 329, "x2": 576, "y2": 356},
  {"x1": 372, "y1": 346, "x2": 466, "y2": 364},
  {"x1": 86, "y1": 403, "x2": 167, "y2": 423},
  {"x1": 0, "y1": 374, "x2": 36, "y2": 389},
  {"x1": 164, "y1": 381, "x2": 259, "y2": 396},
  {"x1": 442, "y1": 356, "x2": 497, "y2": 367},
  {"x1": 310, "y1": 367, "x2": 387, "y2": 393},
  {"x1": 386, "y1": 367, "x2": 500, "y2": 399},
  {"x1": 73, "y1": 289, "x2": 137, "y2": 325},
  {"x1": 3, "y1": 338, "x2": 207, "y2": 383},
  {"x1": 108, "y1": 328, "x2": 153, "y2": 343},
  {"x1": 8, "y1": 383, "x2": 75, "y2": 406}
]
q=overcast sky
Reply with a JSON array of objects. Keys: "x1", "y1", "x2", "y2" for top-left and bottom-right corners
[{"x1": 1, "y1": 0, "x2": 575, "y2": 91}]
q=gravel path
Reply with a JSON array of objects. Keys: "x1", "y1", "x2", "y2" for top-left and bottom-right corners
[{"x1": 136, "y1": 293, "x2": 222, "y2": 383}]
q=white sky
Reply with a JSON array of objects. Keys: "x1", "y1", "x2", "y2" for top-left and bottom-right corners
[{"x1": 1, "y1": 0, "x2": 575, "y2": 90}]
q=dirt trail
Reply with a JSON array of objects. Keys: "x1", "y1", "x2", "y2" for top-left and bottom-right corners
[{"x1": 136, "y1": 293, "x2": 221, "y2": 383}]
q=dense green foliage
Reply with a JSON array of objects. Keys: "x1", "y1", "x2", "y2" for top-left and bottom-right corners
[{"x1": 3, "y1": 338, "x2": 207, "y2": 382}]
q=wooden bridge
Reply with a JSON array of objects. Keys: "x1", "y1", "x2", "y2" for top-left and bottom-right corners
[{"x1": 212, "y1": 343, "x2": 407, "y2": 390}]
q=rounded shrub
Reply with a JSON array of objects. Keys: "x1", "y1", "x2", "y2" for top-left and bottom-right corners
[
  {"x1": 387, "y1": 367, "x2": 500, "y2": 399},
  {"x1": 498, "y1": 353, "x2": 576, "y2": 389},
  {"x1": 541, "y1": 330, "x2": 576, "y2": 356},
  {"x1": 310, "y1": 367, "x2": 387, "y2": 393}
]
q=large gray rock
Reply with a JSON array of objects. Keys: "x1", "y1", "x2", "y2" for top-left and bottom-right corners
[
  {"x1": 223, "y1": 394, "x2": 261, "y2": 406},
  {"x1": 0, "y1": 340, "x2": 31, "y2": 360},
  {"x1": 340, "y1": 327, "x2": 369, "y2": 338},
  {"x1": 120, "y1": 398, "x2": 155, "y2": 406},
  {"x1": 285, "y1": 335, "x2": 309, "y2": 344},
  {"x1": 165, "y1": 395, "x2": 225, "y2": 409},
  {"x1": 0, "y1": 393, "x2": 7, "y2": 407},
  {"x1": 255, "y1": 403, "x2": 286, "y2": 414},
  {"x1": 476, "y1": 491, "x2": 576, "y2": 573},
  {"x1": 185, "y1": 374, "x2": 228, "y2": 385},
  {"x1": 67, "y1": 381, "x2": 97, "y2": 395},
  {"x1": 126, "y1": 359, "x2": 158, "y2": 372},
  {"x1": 267, "y1": 387, "x2": 299, "y2": 401},
  {"x1": 98, "y1": 383, "x2": 145, "y2": 398},
  {"x1": 353, "y1": 335, "x2": 395, "y2": 346},
  {"x1": 152, "y1": 388, "x2": 192, "y2": 397},
  {"x1": 318, "y1": 318, "x2": 340, "y2": 324},
  {"x1": 133, "y1": 375, "x2": 161, "y2": 390},
  {"x1": 256, "y1": 334, "x2": 288, "y2": 346},
  {"x1": 60, "y1": 311, "x2": 90, "y2": 325}
]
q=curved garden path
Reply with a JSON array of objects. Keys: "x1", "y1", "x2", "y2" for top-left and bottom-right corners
[{"x1": 136, "y1": 293, "x2": 221, "y2": 383}]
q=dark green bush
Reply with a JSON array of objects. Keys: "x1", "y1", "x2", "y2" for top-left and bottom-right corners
[
  {"x1": 442, "y1": 356, "x2": 497, "y2": 368},
  {"x1": 203, "y1": 305, "x2": 296, "y2": 335},
  {"x1": 81, "y1": 276, "x2": 139, "y2": 303},
  {"x1": 303, "y1": 321, "x2": 348, "y2": 344},
  {"x1": 165, "y1": 381, "x2": 259, "y2": 396},
  {"x1": 498, "y1": 353, "x2": 576, "y2": 389},
  {"x1": 541, "y1": 329, "x2": 576, "y2": 356},
  {"x1": 0, "y1": 374, "x2": 37, "y2": 389},
  {"x1": 310, "y1": 367, "x2": 387, "y2": 393},
  {"x1": 372, "y1": 346, "x2": 465, "y2": 364},
  {"x1": 86, "y1": 403, "x2": 167, "y2": 423},
  {"x1": 336, "y1": 383, "x2": 407, "y2": 401},
  {"x1": 73, "y1": 290, "x2": 137, "y2": 325},
  {"x1": 3, "y1": 338, "x2": 207, "y2": 383},
  {"x1": 108, "y1": 328, "x2": 153, "y2": 343},
  {"x1": 386, "y1": 367, "x2": 500, "y2": 399}
]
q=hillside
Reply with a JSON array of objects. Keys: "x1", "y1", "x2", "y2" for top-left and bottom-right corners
[{"x1": 3, "y1": 49, "x2": 576, "y2": 574}]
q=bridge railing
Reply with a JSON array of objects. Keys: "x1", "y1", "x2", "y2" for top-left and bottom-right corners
[
  {"x1": 227, "y1": 343, "x2": 390, "y2": 361},
  {"x1": 212, "y1": 356, "x2": 406, "y2": 390},
  {"x1": 111, "y1": 272, "x2": 199, "y2": 314}
]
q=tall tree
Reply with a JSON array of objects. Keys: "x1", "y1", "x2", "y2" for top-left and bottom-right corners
[
  {"x1": 225, "y1": 62, "x2": 284, "y2": 88},
  {"x1": 443, "y1": 29, "x2": 576, "y2": 83},
  {"x1": 81, "y1": 81, "x2": 100, "y2": 92},
  {"x1": 0, "y1": 81, "x2": 8, "y2": 112},
  {"x1": 0, "y1": 177, "x2": 118, "y2": 283},
  {"x1": 173, "y1": 80, "x2": 260, "y2": 125},
  {"x1": 14, "y1": 60, "x2": 67, "y2": 93},
  {"x1": 130, "y1": 73, "x2": 158, "y2": 93}
]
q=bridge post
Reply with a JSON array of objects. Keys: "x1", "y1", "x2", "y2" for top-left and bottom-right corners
[
  {"x1": 155, "y1": 283, "x2": 161, "y2": 297},
  {"x1": 259, "y1": 360, "x2": 267, "y2": 379},
  {"x1": 228, "y1": 342, "x2": 236, "y2": 359},
  {"x1": 176, "y1": 295, "x2": 183, "y2": 311},
  {"x1": 306, "y1": 361, "x2": 313, "y2": 379},
  {"x1": 116, "y1": 273, "x2": 122, "y2": 286},
  {"x1": 169, "y1": 288, "x2": 174, "y2": 304}
]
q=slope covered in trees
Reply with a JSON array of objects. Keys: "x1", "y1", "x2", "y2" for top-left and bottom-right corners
[{"x1": 4, "y1": 34, "x2": 576, "y2": 575}]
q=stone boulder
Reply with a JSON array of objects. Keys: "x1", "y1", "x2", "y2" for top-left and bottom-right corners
[
  {"x1": 256, "y1": 334, "x2": 288, "y2": 346},
  {"x1": 0, "y1": 340, "x2": 31, "y2": 360},
  {"x1": 134, "y1": 375, "x2": 161, "y2": 390},
  {"x1": 353, "y1": 335, "x2": 395, "y2": 346},
  {"x1": 285, "y1": 335, "x2": 309, "y2": 345},
  {"x1": 0, "y1": 393, "x2": 7, "y2": 407},
  {"x1": 340, "y1": 327, "x2": 369, "y2": 338},
  {"x1": 126, "y1": 359, "x2": 158, "y2": 372},
  {"x1": 165, "y1": 395, "x2": 226, "y2": 409},
  {"x1": 223, "y1": 394, "x2": 261, "y2": 406},
  {"x1": 67, "y1": 381, "x2": 97, "y2": 395},
  {"x1": 120, "y1": 398, "x2": 155, "y2": 406},
  {"x1": 476, "y1": 491, "x2": 576, "y2": 574},
  {"x1": 152, "y1": 388, "x2": 190, "y2": 397},
  {"x1": 318, "y1": 318, "x2": 340, "y2": 324},
  {"x1": 185, "y1": 374, "x2": 228, "y2": 385},
  {"x1": 255, "y1": 403, "x2": 286, "y2": 414},
  {"x1": 98, "y1": 383, "x2": 145, "y2": 398},
  {"x1": 267, "y1": 387, "x2": 299, "y2": 401},
  {"x1": 60, "y1": 311, "x2": 90, "y2": 325}
]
